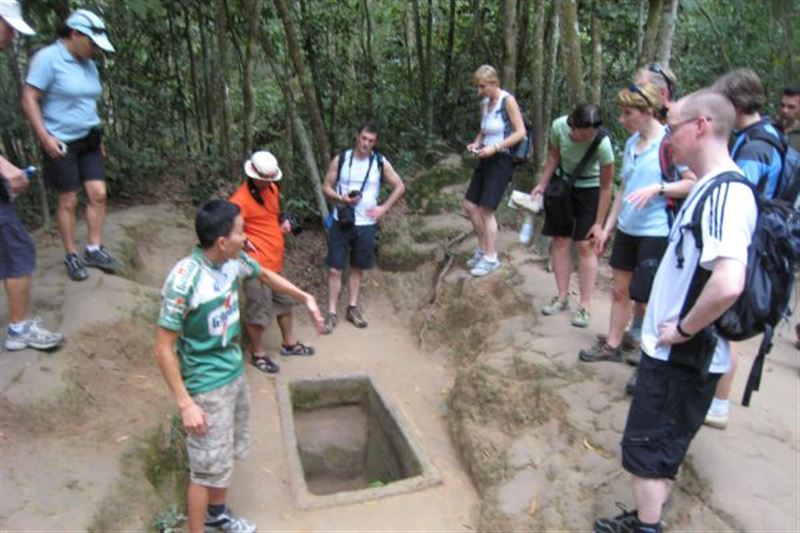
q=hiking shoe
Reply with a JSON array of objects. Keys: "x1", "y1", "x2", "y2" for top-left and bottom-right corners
[
  {"x1": 466, "y1": 249, "x2": 485, "y2": 268},
  {"x1": 204, "y1": 507, "x2": 256, "y2": 533},
  {"x1": 593, "y1": 502, "x2": 640, "y2": 533},
  {"x1": 4, "y1": 317, "x2": 64, "y2": 351},
  {"x1": 83, "y1": 245, "x2": 122, "y2": 273},
  {"x1": 579, "y1": 340, "x2": 623, "y2": 363},
  {"x1": 625, "y1": 370, "x2": 638, "y2": 396},
  {"x1": 470, "y1": 258, "x2": 501, "y2": 277},
  {"x1": 541, "y1": 296, "x2": 569, "y2": 316},
  {"x1": 622, "y1": 328, "x2": 642, "y2": 352},
  {"x1": 64, "y1": 253, "x2": 88, "y2": 281},
  {"x1": 625, "y1": 348, "x2": 642, "y2": 366},
  {"x1": 704, "y1": 403, "x2": 729, "y2": 430},
  {"x1": 346, "y1": 306, "x2": 368, "y2": 328},
  {"x1": 571, "y1": 307, "x2": 591, "y2": 328},
  {"x1": 322, "y1": 312, "x2": 337, "y2": 335}
]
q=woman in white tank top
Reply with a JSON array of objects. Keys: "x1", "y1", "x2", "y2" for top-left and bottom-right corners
[{"x1": 463, "y1": 64, "x2": 526, "y2": 277}]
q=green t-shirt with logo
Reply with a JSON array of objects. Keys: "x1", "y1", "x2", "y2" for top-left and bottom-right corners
[
  {"x1": 550, "y1": 115, "x2": 615, "y2": 188},
  {"x1": 158, "y1": 248, "x2": 261, "y2": 395}
]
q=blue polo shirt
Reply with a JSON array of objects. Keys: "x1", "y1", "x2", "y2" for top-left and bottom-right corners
[
  {"x1": 25, "y1": 40, "x2": 102, "y2": 142},
  {"x1": 617, "y1": 127, "x2": 671, "y2": 237},
  {"x1": 731, "y1": 118, "x2": 783, "y2": 199}
]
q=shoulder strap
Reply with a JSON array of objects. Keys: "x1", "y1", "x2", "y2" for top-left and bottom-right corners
[
  {"x1": 659, "y1": 137, "x2": 677, "y2": 183},
  {"x1": 564, "y1": 128, "x2": 607, "y2": 183},
  {"x1": 335, "y1": 149, "x2": 348, "y2": 186}
]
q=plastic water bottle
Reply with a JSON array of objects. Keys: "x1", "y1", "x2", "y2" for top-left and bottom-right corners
[
  {"x1": 519, "y1": 213, "x2": 534, "y2": 244},
  {"x1": 4, "y1": 166, "x2": 36, "y2": 201}
]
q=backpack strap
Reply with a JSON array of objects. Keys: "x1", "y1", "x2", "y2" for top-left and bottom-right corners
[
  {"x1": 335, "y1": 148, "x2": 348, "y2": 194},
  {"x1": 733, "y1": 122, "x2": 787, "y2": 195}
]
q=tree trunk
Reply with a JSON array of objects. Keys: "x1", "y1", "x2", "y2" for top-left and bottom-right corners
[
  {"x1": 440, "y1": 0, "x2": 457, "y2": 136},
  {"x1": 501, "y1": 0, "x2": 519, "y2": 92},
  {"x1": 411, "y1": 0, "x2": 431, "y2": 135},
  {"x1": 166, "y1": 7, "x2": 189, "y2": 150},
  {"x1": 214, "y1": 0, "x2": 233, "y2": 176},
  {"x1": 241, "y1": 0, "x2": 258, "y2": 153},
  {"x1": 360, "y1": 0, "x2": 375, "y2": 115},
  {"x1": 589, "y1": 1, "x2": 603, "y2": 104},
  {"x1": 655, "y1": 0, "x2": 679, "y2": 67},
  {"x1": 273, "y1": 0, "x2": 331, "y2": 167},
  {"x1": 636, "y1": 0, "x2": 646, "y2": 60},
  {"x1": 182, "y1": 2, "x2": 204, "y2": 152},
  {"x1": 257, "y1": 23, "x2": 328, "y2": 220},
  {"x1": 197, "y1": 4, "x2": 215, "y2": 149},
  {"x1": 560, "y1": 0, "x2": 583, "y2": 108},
  {"x1": 516, "y1": 0, "x2": 532, "y2": 80},
  {"x1": 543, "y1": 0, "x2": 560, "y2": 141},
  {"x1": 530, "y1": 0, "x2": 547, "y2": 176},
  {"x1": 639, "y1": 0, "x2": 663, "y2": 65}
]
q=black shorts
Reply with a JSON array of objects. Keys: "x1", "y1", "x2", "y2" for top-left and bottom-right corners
[
  {"x1": 464, "y1": 153, "x2": 514, "y2": 210},
  {"x1": 326, "y1": 223, "x2": 378, "y2": 271},
  {"x1": 609, "y1": 230, "x2": 668, "y2": 272},
  {"x1": 621, "y1": 354, "x2": 721, "y2": 479},
  {"x1": 0, "y1": 202, "x2": 36, "y2": 279},
  {"x1": 541, "y1": 186, "x2": 599, "y2": 241},
  {"x1": 43, "y1": 128, "x2": 105, "y2": 193}
]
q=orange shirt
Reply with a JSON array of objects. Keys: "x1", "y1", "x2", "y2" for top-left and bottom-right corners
[{"x1": 230, "y1": 181, "x2": 284, "y2": 272}]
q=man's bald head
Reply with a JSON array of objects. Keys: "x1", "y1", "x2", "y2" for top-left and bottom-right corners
[{"x1": 673, "y1": 89, "x2": 735, "y2": 141}]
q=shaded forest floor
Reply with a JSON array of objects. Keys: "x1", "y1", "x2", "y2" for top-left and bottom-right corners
[{"x1": 1, "y1": 155, "x2": 798, "y2": 530}]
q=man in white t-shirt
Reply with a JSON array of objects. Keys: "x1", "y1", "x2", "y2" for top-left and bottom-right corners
[
  {"x1": 594, "y1": 90, "x2": 757, "y2": 533},
  {"x1": 321, "y1": 122, "x2": 405, "y2": 333}
]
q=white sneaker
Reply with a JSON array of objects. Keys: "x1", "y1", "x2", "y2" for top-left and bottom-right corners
[
  {"x1": 704, "y1": 404, "x2": 729, "y2": 430},
  {"x1": 4, "y1": 317, "x2": 64, "y2": 351},
  {"x1": 470, "y1": 258, "x2": 501, "y2": 277},
  {"x1": 204, "y1": 507, "x2": 257, "y2": 533},
  {"x1": 466, "y1": 249, "x2": 485, "y2": 268}
]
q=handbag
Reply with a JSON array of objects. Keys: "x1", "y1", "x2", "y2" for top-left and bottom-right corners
[
  {"x1": 543, "y1": 129, "x2": 607, "y2": 228},
  {"x1": 629, "y1": 258, "x2": 661, "y2": 303}
]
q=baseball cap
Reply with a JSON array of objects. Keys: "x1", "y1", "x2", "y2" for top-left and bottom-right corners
[
  {"x1": 0, "y1": 0, "x2": 35, "y2": 35},
  {"x1": 244, "y1": 151, "x2": 283, "y2": 182},
  {"x1": 66, "y1": 9, "x2": 114, "y2": 53}
]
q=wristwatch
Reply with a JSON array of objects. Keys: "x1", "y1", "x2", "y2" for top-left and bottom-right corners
[
  {"x1": 659, "y1": 182, "x2": 665, "y2": 196},
  {"x1": 676, "y1": 322, "x2": 693, "y2": 338}
]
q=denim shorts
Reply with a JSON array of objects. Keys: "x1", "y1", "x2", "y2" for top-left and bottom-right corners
[
  {"x1": 326, "y1": 222, "x2": 378, "y2": 271},
  {"x1": 0, "y1": 202, "x2": 36, "y2": 280}
]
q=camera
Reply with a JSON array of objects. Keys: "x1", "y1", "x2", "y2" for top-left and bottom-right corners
[{"x1": 348, "y1": 190, "x2": 361, "y2": 198}]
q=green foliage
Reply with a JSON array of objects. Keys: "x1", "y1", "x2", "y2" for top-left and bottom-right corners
[{"x1": 151, "y1": 504, "x2": 186, "y2": 533}]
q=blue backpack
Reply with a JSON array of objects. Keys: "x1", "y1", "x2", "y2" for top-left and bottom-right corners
[
  {"x1": 683, "y1": 174, "x2": 800, "y2": 405},
  {"x1": 735, "y1": 124, "x2": 800, "y2": 206}
]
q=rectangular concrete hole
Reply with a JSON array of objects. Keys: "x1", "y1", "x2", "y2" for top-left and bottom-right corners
[{"x1": 290, "y1": 377, "x2": 422, "y2": 496}]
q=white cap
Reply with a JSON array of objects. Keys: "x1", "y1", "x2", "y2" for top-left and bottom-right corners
[
  {"x1": 66, "y1": 9, "x2": 114, "y2": 53},
  {"x1": 244, "y1": 151, "x2": 283, "y2": 182},
  {"x1": 0, "y1": 0, "x2": 35, "y2": 35}
]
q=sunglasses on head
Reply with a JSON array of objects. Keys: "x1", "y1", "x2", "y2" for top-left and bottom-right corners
[
  {"x1": 648, "y1": 63, "x2": 674, "y2": 94},
  {"x1": 628, "y1": 83, "x2": 653, "y2": 108},
  {"x1": 72, "y1": 13, "x2": 108, "y2": 35}
]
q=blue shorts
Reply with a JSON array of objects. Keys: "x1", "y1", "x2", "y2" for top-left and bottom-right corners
[
  {"x1": 326, "y1": 223, "x2": 378, "y2": 271},
  {"x1": 621, "y1": 354, "x2": 720, "y2": 479},
  {"x1": 0, "y1": 202, "x2": 36, "y2": 279}
]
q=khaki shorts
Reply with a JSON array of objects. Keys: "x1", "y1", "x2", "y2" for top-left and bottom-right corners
[
  {"x1": 243, "y1": 276, "x2": 295, "y2": 327},
  {"x1": 186, "y1": 374, "x2": 250, "y2": 488}
]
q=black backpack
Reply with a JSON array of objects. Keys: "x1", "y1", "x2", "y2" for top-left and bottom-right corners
[
  {"x1": 499, "y1": 95, "x2": 533, "y2": 165},
  {"x1": 658, "y1": 137, "x2": 684, "y2": 226},
  {"x1": 733, "y1": 123, "x2": 800, "y2": 206},
  {"x1": 682, "y1": 174, "x2": 800, "y2": 405}
]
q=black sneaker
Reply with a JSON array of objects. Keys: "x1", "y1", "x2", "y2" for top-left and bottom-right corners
[
  {"x1": 83, "y1": 245, "x2": 122, "y2": 273},
  {"x1": 594, "y1": 503, "x2": 640, "y2": 533},
  {"x1": 64, "y1": 253, "x2": 88, "y2": 281},
  {"x1": 625, "y1": 369, "x2": 638, "y2": 396},
  {"x1": 579, "y1": 340, "x2": 623, "y2": 363},
  {"x1": 346, "y1": 305, "x2": 368, "y2": 328}
]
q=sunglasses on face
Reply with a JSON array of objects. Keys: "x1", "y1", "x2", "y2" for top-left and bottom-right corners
[
  {"x1": 628, "y1": 83, "x2": 654, "y2": 109},
  {"x1": 648, "y1": 63, "x2": 674, "y2": 94}
]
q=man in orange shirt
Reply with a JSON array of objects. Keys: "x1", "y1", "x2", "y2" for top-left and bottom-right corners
[{"x1": 230, "y1": 151, "x2": 314, "y2": 374}]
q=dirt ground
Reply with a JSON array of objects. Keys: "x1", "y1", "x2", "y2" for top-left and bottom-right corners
[{"x1": 0, "y1": 198, "x2": 798, "y2": 531}]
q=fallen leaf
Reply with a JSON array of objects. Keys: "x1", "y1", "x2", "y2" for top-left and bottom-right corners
[
  {"x1": 527, "y1": 498, "x2": 538, "y2": 516},
  {"x1": 583, "y1": 437, "x2": 614, "y2": 459},
  {"x1": 116, "y1": 435, "x2": 129, "y2": 443}
]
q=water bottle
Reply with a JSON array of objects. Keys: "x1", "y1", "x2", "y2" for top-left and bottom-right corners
[
  {"x1": 519, "y1": 213, "x2": 534, "y2": 244},
  {"x1": 3, "y1": 166, "x2": 36, "y2": 201}
]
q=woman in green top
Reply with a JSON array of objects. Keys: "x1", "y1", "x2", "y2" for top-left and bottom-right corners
[{"x1": 531, "y1": 104, "x2": 615, "y2": 328}]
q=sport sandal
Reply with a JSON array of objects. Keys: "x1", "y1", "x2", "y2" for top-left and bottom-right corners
[
  {"x1": 280, "y1": 342, "x2": 315, "y2": 356},
  {"x1": 250, "y1": 353, "x2": 279, "y2": 374}
]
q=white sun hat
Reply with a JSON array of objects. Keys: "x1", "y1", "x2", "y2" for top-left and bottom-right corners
[
  {"x1": 0, "y1": 0, "x2": 35, "y2": 35},
  {"x1": 66, "y1": 9, "x2": 114, "y2": 53},
  {"x1": 244, "y1": 151, "x2": 283, "y2": 182}
]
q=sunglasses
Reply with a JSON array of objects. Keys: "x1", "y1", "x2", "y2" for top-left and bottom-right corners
[
  {"x1": 648, "y1": 63, "x2": 674, "y2": 94},
  {"x1": 665, "y1": 116, "x2": 712, "y2": 136},
  {"x1": 628, "y1": 83, "x2": 653, "y2": 108}
]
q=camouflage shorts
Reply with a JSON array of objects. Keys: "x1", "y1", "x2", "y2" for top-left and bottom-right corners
[{"x1": 186, "y1": 374, "x2": 251, "y2": 488}]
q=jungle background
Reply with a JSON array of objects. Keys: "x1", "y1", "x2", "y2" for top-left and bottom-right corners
[{"x1": 2, "y1": 0, "x2": 799, "y2": 228}]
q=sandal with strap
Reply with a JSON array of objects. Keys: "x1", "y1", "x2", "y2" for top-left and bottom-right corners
[
  {"x1": 250, "y1": 354, "x2": 279, "y2": 374},
  {"x1": 280, "y1": 342, "x2": 315, "y2": 356}
]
